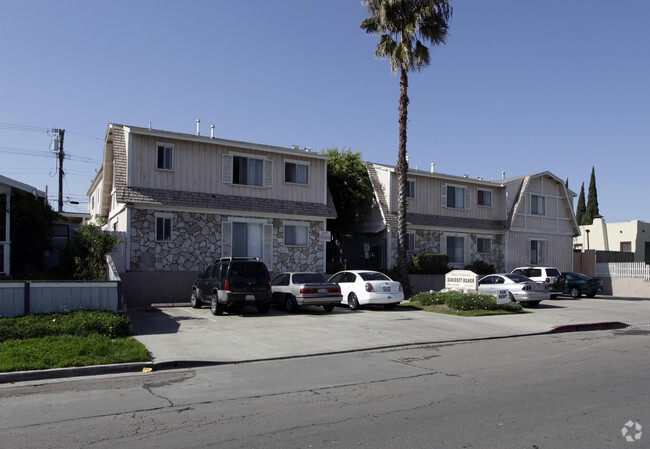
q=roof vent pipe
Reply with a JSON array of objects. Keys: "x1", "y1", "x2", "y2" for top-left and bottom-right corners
[
  {"x1": 196, "y1": 119, "x2": 200, "y2": 136},
  {"x1": 149, "y1": 122, "x2": 152, "y2": 130},
  {"x1": 430, "y1": 163, "x2": 435, "y2": 173},
  {"x1": 502, "y1": 171, "x2": 506, "y2": 180},
  {"x1": 210, "y1": 124, "x2": 215, "y2": 139}
]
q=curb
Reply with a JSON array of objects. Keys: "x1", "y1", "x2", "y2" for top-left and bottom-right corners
[{"x1": 0, "y1": 322, "x2": 631, "y2": 385}]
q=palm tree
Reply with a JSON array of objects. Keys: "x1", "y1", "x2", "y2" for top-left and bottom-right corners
[{"x1": 361, "y1": 0, "x2": 452, "y2": 296}]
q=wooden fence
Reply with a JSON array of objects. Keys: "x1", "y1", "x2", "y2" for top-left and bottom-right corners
[{"x1": 596, "y1": 262, "x2": 650, "y2": 282}]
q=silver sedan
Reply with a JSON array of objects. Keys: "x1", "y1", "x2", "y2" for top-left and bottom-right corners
[
  {"x1": 478, "y1": 273, "x2": 550, "y2": 307},
  {"x1": 271, "y1": 272, "x2": 343, "y2": 313}
]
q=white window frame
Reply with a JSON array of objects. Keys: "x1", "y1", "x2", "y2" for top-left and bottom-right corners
[
  {"x1": 477, "y1": 189, "x2": 492, "y2": 207},
  {"x1": 155, "y1": 212, "x2": 173, "y2": 242},
  {"x1": 222, "y1": 218, "x2": 273, "y2": 268},
  {"x1": 442, "y1": 184, "x2": 470, "y2": 210},
  {"x1": 529, "y1": 238, "x2": 547, "y2": 265},
  {"x1": 530, "y1": 194, "x2": 546, "y2": 216},
  {"x1": 476, "y1": 236, "x2": 492, "y2": 254},
  {"x1": 284, "y1": 159, "x2": 310, "y2": 185},
  {"x1": 222, "y1": 152, "x2": 273, "y2": 187},
  {"x1": 156, "y1": 142, "x2": 174, "y2": 171},
  {"x1": 441, "y1": 233, "x2": 468, "y2": 267},
  {"x1": 283, "y1": 221, "x2": 310, "y2": 247},
  {"x1": 407, "y1": 179, "x2": 416, "y2": 199}
]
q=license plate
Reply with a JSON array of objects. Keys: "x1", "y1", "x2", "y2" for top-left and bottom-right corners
[
  {"x1": 383, "y1": 286, "x2": 391, "y2": 292},
  {"x1": 318, "y1": 289, "x2": 327, "y2": 294},
  {"x1": 245, "y1": 295, "x2": 255, "y2": 301}
]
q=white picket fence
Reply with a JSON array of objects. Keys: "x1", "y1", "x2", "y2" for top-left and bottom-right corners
[{"x1": 596, "y1": 262, "x2": 650, "y2": 282}]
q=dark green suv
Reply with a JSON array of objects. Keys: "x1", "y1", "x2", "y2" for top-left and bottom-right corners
[{"x1": 191, "y1": 257, "x2": 272, "y2": 315}]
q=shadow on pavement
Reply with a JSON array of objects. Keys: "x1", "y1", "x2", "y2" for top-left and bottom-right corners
[{"x1": 128, "y1": 308, "x2": 181, "y2": 335}]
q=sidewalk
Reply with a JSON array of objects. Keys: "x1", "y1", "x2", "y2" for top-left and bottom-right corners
[{"x1": 2, "y1": 297, "x2": 649, "y2": 384}]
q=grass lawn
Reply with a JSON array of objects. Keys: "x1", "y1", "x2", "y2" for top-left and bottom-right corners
[{"x1": 0, "y1": 311, "x2": 151, "y2": 373}]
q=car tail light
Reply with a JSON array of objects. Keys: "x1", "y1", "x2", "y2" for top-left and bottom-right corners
[
  {"x1": 224, "y1": 279, "x2": 230, "y2": 291},
  {"x1": 329, "y1": 286, "x2": 341, "y2": 293},
  {"x1": 399, "y1": 284, "x2": 403, "y2": 292},
  {"x1": 300, "y1": 288, "x2": 318, "y2": 294},
  {"x1": 365, "y1": 282, "x2": 375, "y2": 292},
  {"x1": 545, "y1": 277, "x2": 550, "y2": 283},
  {"x1": 522, "y1": 285, "x2": 531, "y2": 291}
]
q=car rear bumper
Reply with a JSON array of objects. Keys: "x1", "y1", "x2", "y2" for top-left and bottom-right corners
[
  {"x1": 296, "y1": 294, "x2": 343, "y2": 306},
  {"x1": 218, "y1": 291, "x2": 272, "y2": 305},
  {"x1": 512, "y1": 291, "x2": 550, "y2": 302},
  {"x1": 358, "y1": 292, "x2": 404, "y2": 305}
]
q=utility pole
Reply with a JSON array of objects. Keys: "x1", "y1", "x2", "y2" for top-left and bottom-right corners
[{"x1": 58, "y1": 129, "x2": 65, "y2": 212}]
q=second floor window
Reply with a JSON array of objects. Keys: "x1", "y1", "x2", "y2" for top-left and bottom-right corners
[
  {"x1": 285, "y1": 161, "x2": 309, "y2": 185},
  {"x1": 156, "y1": 144, "x2": 173, "y2": 170},
  {"x1": 444, "y1": 185, "x2": 467, "y2": 209},
  {"x1": 531, "y1": 195, "x2": 545, "y2": 215},
  {"x1": 222, "y1": 153, "x2": 273, "y2": 187},
  {"x1": 407, "y1": 180, "x2": 416, "y2": 198},
  {"x1": 478, "y1": 190, "x2": 492, "y2": 207}
]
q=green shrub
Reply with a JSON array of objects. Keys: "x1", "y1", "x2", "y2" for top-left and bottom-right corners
[
  {"x1": 464, "y1": 260, "x2": 496, "y2": 275},
  {"x1": 410, "y1": 254, "x2": 450, "y2": 274},
  {"x1": 410, "y1": 291, "x2": 446, "y2": 306},
  {"x1": 0, "y1": 310, "x2": 130, "y2": 342}
]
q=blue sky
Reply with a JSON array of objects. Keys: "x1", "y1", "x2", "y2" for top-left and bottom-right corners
[{"x1": 2, "y1": 0, "x2": 649, "y2": 222}]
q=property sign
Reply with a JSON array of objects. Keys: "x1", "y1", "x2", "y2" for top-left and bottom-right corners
[
  {"x1": 319, "y1": 231, "x2": 331, "y2": 242},
  {"x1": 445, "y1": 270, "x2": 479, "y2": 290}
]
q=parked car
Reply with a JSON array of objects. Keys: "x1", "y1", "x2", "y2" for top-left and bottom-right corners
[
  {"x1": 191, "y1": 257, "x2": 272, "y2": 315},
  {"x1": 328, "y1": 270, "x2": 403, "y2": 310},
  {"x1": 511, "y1": 266, "x2": 564, "y2": 298},
  {"x1": 271, "y1": 272, "x2": 343, "y2": 313},
  {"x1": 558, "y1": 272, "x2": 603, "y2": 298},
  {"x1": 478, "y1": 273, "x2": 550, "y2": 307}
]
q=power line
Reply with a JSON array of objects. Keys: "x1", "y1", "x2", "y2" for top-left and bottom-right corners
[{"x1": 0, "y1": 122, "x2": 53, "y2": 133}]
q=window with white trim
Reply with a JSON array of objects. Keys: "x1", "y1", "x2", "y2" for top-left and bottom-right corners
[
  {"x1": 477, "y1": 237, "x2": 492, "y2": 254},
  {"x1": 156, "y1": 143, "x2": 174, "y2": 170},
  {"x1": 407, "y1": 179, "x2": 416, "y2": 198},
  {"x1": 222, "y1": 219, "x2": 273, "y2": 268},
  {"x1": 530, "y1": 239, "x2": 546, "y2": 264},
  {"x1": 407, "y1": 231, "x2": 416, "y2": 251},
  {"x1": 442, "y1": 184, "x2": 469, "y2": 209},
  {"x1": 284, "y1": 161, "x2": 309, "y2": 185},
  {"x1": 284, "y1": 222, "x2": 309, "y2": 246},
  {"x1": 155, "y1": 213, "x2": 173, "y2": 241},
  {"x1": 531, "y1": 195, "x2": 545, "y2": 215},
  {"x1": 222, "y1": 153, "x2": 273, "y2": 187},
  {"x1": 477, "y1": 189, "x2": 492, "y2": 207}
]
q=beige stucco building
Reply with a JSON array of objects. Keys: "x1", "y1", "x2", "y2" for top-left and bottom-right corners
[{"x1": 574, "y1": 217, "x2": 650, "y2": 263}]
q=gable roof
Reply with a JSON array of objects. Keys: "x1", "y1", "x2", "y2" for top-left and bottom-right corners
[{"x1": 0, "y1": 174, "x2": 46, "y2": 198}]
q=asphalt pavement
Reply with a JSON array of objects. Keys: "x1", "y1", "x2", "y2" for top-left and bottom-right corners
[{"x1": 2, "y1": 296, "x2": 649, "y2": 384}]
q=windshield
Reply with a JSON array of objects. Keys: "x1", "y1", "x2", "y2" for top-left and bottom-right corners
[
  {"x1": 293, "y1": 273, "x2": 326, "y2": 284},
  {"x1": 359, "y1": 272, "x2": 391, "y2": 281}
]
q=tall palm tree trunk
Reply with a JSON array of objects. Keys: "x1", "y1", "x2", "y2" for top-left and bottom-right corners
[{"x1": 397, "y1": 68, "x2": 413, "y2": 297}]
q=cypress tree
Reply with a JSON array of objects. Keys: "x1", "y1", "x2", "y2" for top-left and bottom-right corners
[
  {"x1": 586, "y1": 166, "x2": 600, "y2": 224},
  {"x1": 576, "y1": 182, "x2": 587, "y2": 225}
]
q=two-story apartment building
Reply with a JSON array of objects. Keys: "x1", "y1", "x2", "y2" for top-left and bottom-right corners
[
  {"x1": 88, "y1": 123, "x2": 336, "y2": 305},
  {"x1": 358, "y1": 163, "x2": 579, "y2": 272}
]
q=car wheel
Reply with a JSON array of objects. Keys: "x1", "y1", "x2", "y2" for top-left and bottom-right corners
[
  {"x1": 508, "y1": 292, "x2": 516, "y2": 303},
  {"x1": 384, "y1": 303, "x2": 397, "y2": 310},
  {"x1": 285, "y1": 295, "x2": 297, "y2": 313},
  {"x1": 586, "y1": 292, "x2": 597, "y2": 298},
  {"x1": 257, "y1": 303, "x2": 270, "y2": 314},
  {"x1": 190, "y1": 290, "x2": 202, "y2": 309},
  {"x1": 348, "y1": 293, "x2": 360, "y2": 311},
  {"x1": 570, "y1": 287, "x2": 581, "y2": 298},
  {"x1": 211, "y1": 295, "x2": 223, "y2": 316},
  {"x1": 323, "y1": 304, "x2": 335, "y2": 312}
]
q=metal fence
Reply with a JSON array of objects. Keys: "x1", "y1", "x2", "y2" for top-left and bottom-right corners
[{"x1": 596, "y1": 262, "x2": 650, "y2": 282}]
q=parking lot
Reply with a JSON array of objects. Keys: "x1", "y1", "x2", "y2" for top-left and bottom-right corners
[{"x1": 128, "y1": 296, "x2": 650, "y2": 365}]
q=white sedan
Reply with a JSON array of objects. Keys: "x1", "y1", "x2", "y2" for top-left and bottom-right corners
[
  {"x1": 328, "y1": 270, "x2": 403, "y2": 310},
  {"x1": 477, "y1": 273, "x2": 550, "y2": 307}
]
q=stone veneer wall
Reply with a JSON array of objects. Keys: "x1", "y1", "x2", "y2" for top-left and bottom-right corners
[
  {"x1": 129, "y1": 209, "x2": 325, "y2": 273},
  {"x1": 389, "y1": 228, "x2": 505, "y2": 272}
]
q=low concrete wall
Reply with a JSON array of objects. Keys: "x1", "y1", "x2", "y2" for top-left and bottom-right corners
[
  {"x1": 409, "y1": 274, "x2": 446, "y2": 294},
  {"x1": 606, "y1": 277, "x2": 650, "y2": 298}
]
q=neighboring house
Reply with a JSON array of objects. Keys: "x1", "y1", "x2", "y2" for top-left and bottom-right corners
[
  {"x1": 574, "y1": 217, "x2": 650, "y2": 264},
  {"x1": 88, "y1": 123, "x2": 336, "y2": 305},
  {"x1": 353, "y1": 163, "x2": 579, "y2": 273},
  {"x1": 0, "y1": 174, "x2": 48, "y2": 276}
]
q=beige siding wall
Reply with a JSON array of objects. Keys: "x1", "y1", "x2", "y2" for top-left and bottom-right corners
[
  {"x1": 511, "y1": 175, "x2": 575, "y2": 234},
  {"x1": 507, "y1": 231, "x2": 574, "y2": 272},
  {"x1": 384, "y1": 170, "x2": 505, "y2": 221},
  {"x1": 128, "y1": 135, "x2": 326, "y2": 204}
]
